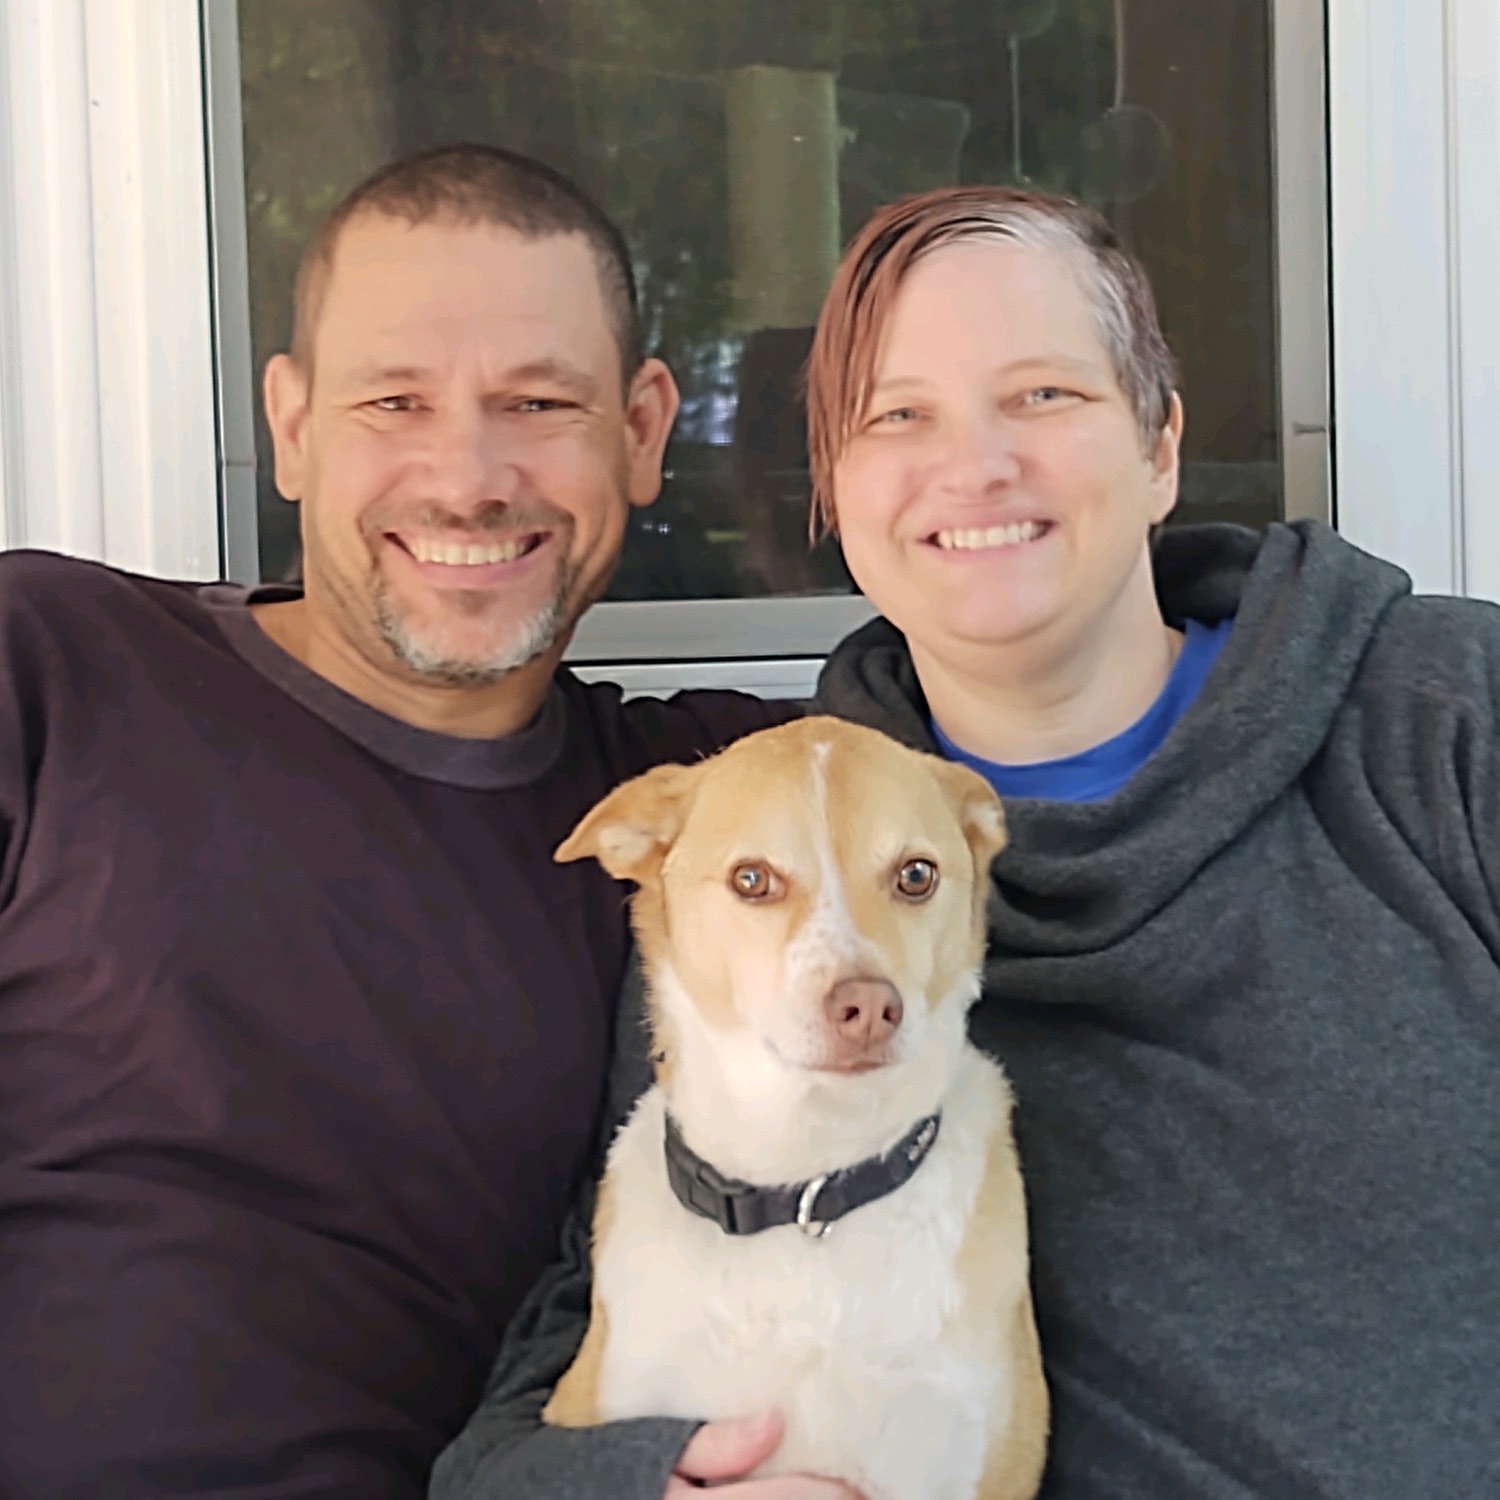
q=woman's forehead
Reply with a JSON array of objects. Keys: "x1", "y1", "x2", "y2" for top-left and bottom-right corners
[{"x1": 878, "y1": 240, "x2": 1106, "y2": 372}]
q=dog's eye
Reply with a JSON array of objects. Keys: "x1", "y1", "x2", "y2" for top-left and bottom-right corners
[
  {"x1": 729, "y1": 861, "x2": 779, "y2": 901},
  {"x1": 895, "y1": 859, "x2": 939, "y2": 901}
]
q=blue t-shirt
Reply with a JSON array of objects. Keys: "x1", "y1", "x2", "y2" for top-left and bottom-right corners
[{"x1": 932, "y1": 617, "x2": 1234, "y2": 803}]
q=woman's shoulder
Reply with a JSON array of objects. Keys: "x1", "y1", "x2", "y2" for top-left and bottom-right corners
[{"x1": 1355, "y1": 591, "x2": 1500, "y2": 725}]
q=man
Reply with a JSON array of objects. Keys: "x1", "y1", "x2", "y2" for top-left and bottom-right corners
[{"x1": 0, "y1": 144, "x2": 805, "y2": 1498}]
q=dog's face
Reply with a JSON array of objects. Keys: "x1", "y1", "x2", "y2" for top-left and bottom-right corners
[{"x1": 558, "y1": 718, "x2": 1004, "y2": 1089}]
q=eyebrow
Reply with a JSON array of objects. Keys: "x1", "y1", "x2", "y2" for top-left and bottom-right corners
[
  {"x1": 504, "y1": 358, "x2": 602, "y2": 403},
  {"x1": 869, "y1": 354, "x2": 1107, "y2": 397},
  {"x1": 346, "y1": 364, "x2": 432, "y2": 388},
  {"x1": 342, "y1": 357, "x2": 602, "y2": 403}
]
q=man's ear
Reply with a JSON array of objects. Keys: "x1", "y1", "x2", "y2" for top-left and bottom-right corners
[
  {"x1": 264, "y1": 353, "x2": 313, "y2": 502},
  {"x1": 933, "y1": 759, "x2": 1007, "y2": 874},
  {"x1": 623, "y1": 357, "x2": 681, "y2": 509},
  {"x1": 555, "y1": 761, "x2": 699, "y2": 883}
]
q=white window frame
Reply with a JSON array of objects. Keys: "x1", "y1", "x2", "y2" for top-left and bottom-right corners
[
  {"x1": 1329, "y1": 0, "x2": 1500, "y2": 602},
  {"x1": 0, "y1": 0, "x2": 219, "y2": 576},
  {"x1": 9, "y1": 0, "x2": 1488, "y2": 688}
]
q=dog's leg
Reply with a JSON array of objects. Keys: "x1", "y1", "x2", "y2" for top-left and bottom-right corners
[
  {"x1": 973, "y1": 1299, "x2": 1049, "y2": 1500},
  {"x1": 541, "y1": 1178, "x2": 618, "y2": 1429},
  {"x1": 956, "y1": 1109, "x2": 1050, "y2": 1500},
  {"x1": 541, "y1": 1295, "x2": 608, "y2": 1428}
]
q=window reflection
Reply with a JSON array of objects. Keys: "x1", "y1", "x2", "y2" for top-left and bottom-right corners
[{"x1": 239, "y1": 0, "x2": 1279, "y2": 595}]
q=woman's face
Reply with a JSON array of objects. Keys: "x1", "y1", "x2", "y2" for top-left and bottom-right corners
[{"x1": 832, "y1": 240, "x2": 1181, "y2": 666}]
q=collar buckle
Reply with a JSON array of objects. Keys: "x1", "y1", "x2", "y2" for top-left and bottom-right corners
[{"x1": 795, "y1": 1174, "x2": 832, "y2": 1238}]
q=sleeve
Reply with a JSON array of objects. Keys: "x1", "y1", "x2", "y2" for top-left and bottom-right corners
[
  {"x1": 426, "y1": 961, "x2": 699, "y2": 1500},
  {"x1": 1362, "y1": 597, "x2": 1500, "y2": 946},
  {"x1": 0, "y1": 585, "x2": 39, "y2": 911},
  {"x1": 617, "y1": 688, "x2": 804, "y2": 780},
  {"x1": 1464, "y1": 614, "x2": 1500, "y2": 925}
]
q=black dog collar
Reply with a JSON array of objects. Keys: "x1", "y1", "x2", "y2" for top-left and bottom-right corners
[{"x1": 663, "y1": 1110, "x2": 942, "y2": 1239}]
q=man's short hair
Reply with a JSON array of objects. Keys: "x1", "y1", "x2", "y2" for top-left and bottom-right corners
[
  {"x1": 805, "y1": 185, "x2": 1178, "y2": 538},
  {"x1": 290, "y1": 142, "x2": 643, "y2": 386}
]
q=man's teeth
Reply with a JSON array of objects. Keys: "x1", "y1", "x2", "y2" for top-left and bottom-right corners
[
  {"x1": 934, "y1": 521, "x2": 1045, "y2": 551},
  {"x1": 407, "y1": 537, "x2": 531, "y2": 566}
]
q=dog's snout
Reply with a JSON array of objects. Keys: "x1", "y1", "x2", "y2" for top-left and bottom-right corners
[{"x1": 823, "y1": 977, "x2": 904, "y2": 1066}]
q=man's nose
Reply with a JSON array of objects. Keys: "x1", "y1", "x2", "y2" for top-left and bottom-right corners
[{"x1": 420, "y1": 412, "x2": 521, "y2": 511}]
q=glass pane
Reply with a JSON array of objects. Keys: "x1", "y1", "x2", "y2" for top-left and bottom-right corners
[{"x1": 236, "y1": 0, "x2": 1280, "y2": 594}]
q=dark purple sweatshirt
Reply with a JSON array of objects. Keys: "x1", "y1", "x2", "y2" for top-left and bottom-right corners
[{"x1": 0, "y1": 550, "x2": 783, "y2": 1498}]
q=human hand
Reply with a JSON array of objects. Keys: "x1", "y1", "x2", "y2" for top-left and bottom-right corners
[{"x1": 665, "y1": 1409, "x2": 866, "y2": 1498}]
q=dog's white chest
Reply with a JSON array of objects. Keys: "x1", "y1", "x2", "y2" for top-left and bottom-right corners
[{"x1": 592, "y1": 1070, "x2": 1018, "y2": 1500}]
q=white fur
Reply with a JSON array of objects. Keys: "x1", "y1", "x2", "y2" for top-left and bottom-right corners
[
  {"x1": 562, "y1": 722, "x2": 1043, "y2": 1498},
  {"x1": 592, "y1": 1047, "x2": 1027, "y2": 1500},
  {"x1": 654, "y1": 956, "x2": 975, "y2": 1187}
]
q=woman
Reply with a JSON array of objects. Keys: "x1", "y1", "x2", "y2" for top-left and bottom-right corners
[
  {"x1": 808, "y1": 187, "x2": 1500, "y2": 1496},
  {"x1": 434, "y1": 189, "x2": 1500, "y2": 1500}
]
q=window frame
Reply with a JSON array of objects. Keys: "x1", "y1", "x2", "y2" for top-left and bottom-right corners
[{"x1": 199, "y1": 0, "x2": 1336, "y2": 670}]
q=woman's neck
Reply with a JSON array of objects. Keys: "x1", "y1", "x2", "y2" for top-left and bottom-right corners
[{"x1": 913, "y1": 571, "x2": 1183, "y2": 767}]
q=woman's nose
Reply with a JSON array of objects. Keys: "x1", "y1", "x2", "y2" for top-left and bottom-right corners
[{"x1": 932, "y1": 417, "x2": 1024, "y2": 496}]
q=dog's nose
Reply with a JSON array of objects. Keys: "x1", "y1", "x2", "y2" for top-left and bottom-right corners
[{"x1": 823, "y1": 977, "x2": 904, "y2": 1060}]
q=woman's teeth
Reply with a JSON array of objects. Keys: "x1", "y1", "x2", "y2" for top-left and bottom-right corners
[
  {"x1": 406, "y1": 537, "x2": 532, "y2": 566},
  {"x1": 934, "y1": 521, "x2": 1045, "y2": 551}
]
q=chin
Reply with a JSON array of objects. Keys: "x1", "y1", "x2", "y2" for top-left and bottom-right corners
[
  {"x1": 894, "y1": 594, "x2": 1059, "y2": 654},
  {"x1": 380, "y1": 604, "x2": 564, "y2": 684}
]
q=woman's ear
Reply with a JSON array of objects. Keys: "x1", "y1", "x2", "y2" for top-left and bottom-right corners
[{"x1": 1149, "y1": 392, "x2": 1185, "y2": 526}]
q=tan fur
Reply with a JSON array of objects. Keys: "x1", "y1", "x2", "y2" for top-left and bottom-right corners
[
  {"x1": 983, "y1": 1301, "x2": 1050, "y2": 1500},
  {"x1": 547, "y1": 719, "x2": 1047, "y2": 1497},
  {"x1": 541, "y1": 1176, "x2": 617, "y2": 1428},
  {"x1": 957, "y1": 1126, "x2": 1049, "y2": 1500}
]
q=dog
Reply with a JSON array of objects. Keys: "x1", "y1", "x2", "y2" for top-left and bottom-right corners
[{"x1": 543, "y1": 716, "x2": 1048, "y2": 1500}]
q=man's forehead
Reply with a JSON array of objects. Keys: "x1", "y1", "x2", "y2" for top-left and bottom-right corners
[
  {"x1": 313, "y1": 215, "x2": 615, "y2": 371},
  {"x1": 322, "y1": 215, "x2": 597, "y2": 309}
]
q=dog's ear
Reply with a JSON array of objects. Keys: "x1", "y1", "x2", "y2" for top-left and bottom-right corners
[
  {"x1": 932, "y1": 759, "x2": 1007, "y2": 874},
  {"x1": 555, "y1": 761, "x2": 699, "y2": 883}
]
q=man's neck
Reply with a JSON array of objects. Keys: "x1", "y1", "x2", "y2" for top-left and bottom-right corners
[
  {"x1": 914, "y1": 573, "x2": 1183, "y2": 767},
  {"x1": 250, "y1": 597, "x2": 559, "y2": 740}
]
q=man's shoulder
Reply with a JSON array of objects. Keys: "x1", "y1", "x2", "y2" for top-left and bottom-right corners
[
  {"x1": 0, "y1": 549, "x2": 202, "y2": 629},
  {"x1": 0, "y1": 551, "x2": 228, "y2": 707},
  {"x1": 0, "y1": 547, "x2": 120, "y2": 597},
  {"x1": 562, "y1": 673, "x2": 802, "y2": 780}
]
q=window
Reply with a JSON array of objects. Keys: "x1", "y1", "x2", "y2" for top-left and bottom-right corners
[{"x1": 214, "y1": 0, "x2": 1325, "y2": 671}]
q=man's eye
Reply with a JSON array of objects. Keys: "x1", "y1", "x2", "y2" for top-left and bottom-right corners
[
  {"x1": 371, "y1": 395, "x2": 418, "y2": 413},
  {"x1": 516, "y1": 398, "x2": 574, "y2": 414},
  {"x1": 1022, "y1": 387, "x2": 1071, "y2": 405}
]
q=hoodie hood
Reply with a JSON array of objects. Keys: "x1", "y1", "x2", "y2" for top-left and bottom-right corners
[{"x1": 815, "y1": 521, "x2": 1412, "y2": 955}]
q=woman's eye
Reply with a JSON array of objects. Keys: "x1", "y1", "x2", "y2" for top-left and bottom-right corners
[
  {"x1": 372, "y1": 395, "x2": 418, "y2": 413},
  {"x1": 895, "y1": 859, "x2": 939, "y2": 901},
  {"x1": 876, "y1": 407, "x2": 919, "y2": 425},
  {"x1": 729, "y1": 862, "x2": 780, "y2": 901},
  {"x1": 1022, "y1": 386, "x2": 1070, "y2": 405}
]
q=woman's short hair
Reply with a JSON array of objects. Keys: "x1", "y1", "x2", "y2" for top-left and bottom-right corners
[{"x1": 805, "y1": 185, "x2": 1178, "y2": 538}]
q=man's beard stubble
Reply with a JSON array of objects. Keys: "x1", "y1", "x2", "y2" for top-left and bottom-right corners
[{"x1": 366, "y1": 499, "x2": 584, "y2": 688}]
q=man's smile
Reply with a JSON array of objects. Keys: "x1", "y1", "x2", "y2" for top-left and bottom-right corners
[{"x1": 383, "y1": 528, "x2": 553, "y2": 589}]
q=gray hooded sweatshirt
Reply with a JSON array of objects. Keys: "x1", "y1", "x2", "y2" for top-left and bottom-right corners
[{"x1": 431, "y1": 521, "x2": 1500, "y2": 1500}]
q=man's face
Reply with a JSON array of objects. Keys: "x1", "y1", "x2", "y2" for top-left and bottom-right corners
[
  {"x1": 832, "y1": 240, "x2": 1179, "y2": 663},
  {"x1": 265, "y1": 215, "x2": 676, "y2": 687}
]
